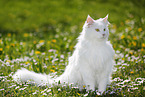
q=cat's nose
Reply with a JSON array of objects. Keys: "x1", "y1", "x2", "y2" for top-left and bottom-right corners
[{"x1": 102, "y1": 34, "x2": 105, "y2": 36}]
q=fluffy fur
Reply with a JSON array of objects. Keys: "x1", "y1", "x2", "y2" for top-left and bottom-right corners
[{"x1": 13, "y1": 15, "x2": 115, "y2": 93}]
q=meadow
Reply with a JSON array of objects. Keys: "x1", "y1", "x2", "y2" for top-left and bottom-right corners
[{"x1": 0, "y1": 0, "x2": 145, "y2": 96}]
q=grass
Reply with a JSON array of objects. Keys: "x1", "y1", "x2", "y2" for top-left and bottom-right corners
[{"x1": 0, "y1": 0, "x2": 145, "y2": 96}]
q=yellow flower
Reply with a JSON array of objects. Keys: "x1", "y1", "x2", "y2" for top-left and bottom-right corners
[
  {"x1": 24, "y1": 33, "x2": 29, "y2": 37},
  {"x1": 25, "y1": 62, "x2": 29, "y2": 64},
  {"x1": 50, "y1": 69, "x2": 55, "y2": 73},
  {"x1": 133, "y1": 36, "x2": 137, "y2": 40},
  {"x1": 127, "y1": 35, "x2": 131, "y2": 39},
  {"x1": 121, "y1": 35, "x2": 125, "y2": 39},
  {"x1": 129, "y1": 42, "x2": 131, "y2": 46},
  {"x1": 7, "y1": 33, "x2": 11, "y2": 37},
  {"x1": 132, "y1": 41, "x2": 136, "y2": 46},
  {"x1": 39, "y1": 40, "x2": 45, "y2": 43},
  {"x1": 0, "y1": 39, "x2": 2, "y2": 43},
  {"x1": 142, "y1": 43, "x2": 145, "y2": 48},
  {"x1": 130, "y1": 71, "x2": 134, "y2": 74},
  {"x1": 52, "y1": 39, "x2": 56, "y2": 43},
  {"x1": 138, "y1": 28, "x2": 142, "y2": 32},
  {"x1": 6, "y1": 60, "x2": 11, "y2": 63},
  {"x1": 11, "y1": 43, "x2": 15, "y2": 47},
  {"x1": 6, "y1": 46, "x2": 10, "y2": 49},
  {"x1": 47, "y1": 41, "x2": 51, "y2": 44},
  {"x1": 83, "y1": 85, "x2": 86, "y2": 88},
  {"x1": 35, "y1": 51, "x2": 41, "y2": 54},
  {"x1": 70, "y1": 46, "x2": 74, "y2": 51},
  {"x1": 129, "y1": 51, "x2": 133, "y2": 55},
  {"x1": 52, "y1": 66, "x2": 55, "y2": 68},
  {"x1": 141, "y1": 48, "x2": 144, "y2": 51},
  {"x1": 77, "y1": 93, "x2": 80, "y2": 96},
  {"x1": 23, "y1": 42, "x2": 26, "y2": 45},
  {"x1": 125, "y1": 19, "x2": 130, "y2": 24},
  {"x1": 0, "y1": 48, "x2": 3, "y2": 51},
  {"x1": 33, "y1": 41, "x2": 37, "y2": 44},
  {"x1": 122, "y1": 58, "x2": 125, "y2": 60}
]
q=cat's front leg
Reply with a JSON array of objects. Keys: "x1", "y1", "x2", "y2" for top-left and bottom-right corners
[
  {"x1": 80, "y1": 71, "x2": 95, "y2": 91},
  {"x1": 86, "y1": 83, "x2": 95, "y2": 91},
  {"x1": 98, "y1": 77, "x2": 108, "y2": 93}
]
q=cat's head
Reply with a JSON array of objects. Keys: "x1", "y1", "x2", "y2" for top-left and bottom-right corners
[{"x1": 83, "y1": 15, "x2": 110, "y2": 41}]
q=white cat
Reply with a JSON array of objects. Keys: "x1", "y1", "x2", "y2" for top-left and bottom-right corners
[{"x1": 13, "y1": 15, "x2": 115, "y2": 93}]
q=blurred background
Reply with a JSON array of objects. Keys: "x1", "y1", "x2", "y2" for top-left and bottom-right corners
[
  {"x1": 0, "y1": 1, "x2": 145, "y2": 96},
  {"x1": 0, "y1": 0, "x2": 144, "y2": 34}
]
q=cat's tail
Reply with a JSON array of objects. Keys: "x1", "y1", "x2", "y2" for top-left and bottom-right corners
[{"x1": 12, "y1": 68, "x2": 54, "y2": 86}]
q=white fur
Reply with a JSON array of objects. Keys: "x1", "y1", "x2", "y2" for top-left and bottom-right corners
[{"x1": 13, "y1": 15, "x2": 115, "y2": 93}]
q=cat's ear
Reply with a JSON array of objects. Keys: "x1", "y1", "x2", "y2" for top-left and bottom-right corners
[
  {"x1": 86, "y1": 15, "x2": 94, "y2": 25},
  {"x1": 103, "y1": 14, "x2": 110, "y2": 24}
]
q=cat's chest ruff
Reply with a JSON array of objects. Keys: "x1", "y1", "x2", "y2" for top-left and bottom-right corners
[{"x1": 77, "y1": 41, "x2": 114, "y2": 64}]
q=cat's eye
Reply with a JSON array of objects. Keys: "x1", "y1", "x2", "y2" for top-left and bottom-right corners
[
  {"x1": 104, "y1": 28, "x2": 106, "y2": 31},
  {"x1": 95, "y1": 29, "x2": 100, "y2": 32}
]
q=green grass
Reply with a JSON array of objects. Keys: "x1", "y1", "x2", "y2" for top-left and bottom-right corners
[{"x1": 0, "y1": 0, "x2": 145, "y2": 96}]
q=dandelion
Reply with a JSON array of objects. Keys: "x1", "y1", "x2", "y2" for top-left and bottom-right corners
[
  {"x1": 33, "y1": 41, "x2": 37, "y2": 44},
  {"x1": 130, "y1": 71, "x2": 134, "y2": 74},
  {"x1": 23, "y1": 42, "x2": 26, "y2": 45},
  {"x1": 52, "y1": 39, "x2": 56, "y2": 43},
  {"x1": 70, "y1": 46, "x2": 74, "y2": 50},
  {"x1": 133, "y1": 36, "x2": 137, "y2": 40},
  {"x1": 35, "y1": 51, "x2": 41, "y2": 54},
  {"x1": 11, "y1": 43, "x2": 15, "y2": 47},
  {"x1": 132, "y1": 41, "x2": 136, "y2": 46},
  {"x1": 77, "y1": 93, "x2": 81, "y2": 96},
  {"x1": 39, "y1": 40, "x2": 45, "y2": 43},
  {"x1": 50, "y1": 69, "x2": 55, "y2": 73},
  {"x1": 121, "y1": 35, "x2": 125, "y2": 39},
  {"x1": 83, "y1": 85, "x2": 86, "y2": 88},
  {"x1": 6, "y1": 60, "x2": 11, "y2": 63},
  {"x1": 0, "y1": 48, "x2": 3, "y2": 51},
  {"x1": 138, "y1": 28, "x2": 142, "y2": 32},
  {"x1": 125, "y1": 19, "x2": 130, "y2": 24},
  {"x1": 141, "y1": 48, "x2": 144, "y2": 52},
  {"x1": 127, "y1": 35, "x2": 131, "y2": 39},
  {"x1": 129, "y1": 51, "x2": 133, "y2": 55},
  {"x1": 7, "y1": 33, "x2": 11, "y2": 37},
  {"x1": 24, "y1": 33, "x2": 29, "y2": 37},
  {"x1": 142, "y1": 43, "x2": 145, "y2": 48},
  {"x1": 52, "y1": 66, "x2": 55, "y2": 68},
  {"x1": 25, "y1": 62, "x2": 29, "y2": 64},
  {"x1": 6, "y1": 46, "x2": 10, "y2": 49}
]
